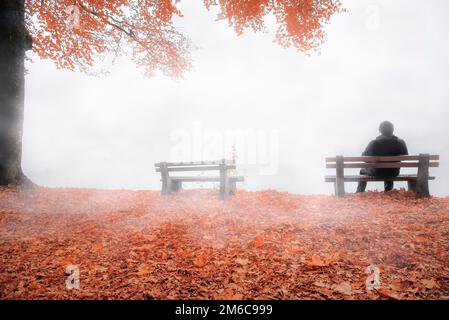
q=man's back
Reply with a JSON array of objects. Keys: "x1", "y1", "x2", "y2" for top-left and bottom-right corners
[
  {"x1": 363, "y1": 134, "x2": 408, "y2": 156},
  {"x1": 357, "y1": 121, "x2": 408, "y2": 192},
  {"x1": 362, "y1": 134, "x2": 408, "y2": 177}
]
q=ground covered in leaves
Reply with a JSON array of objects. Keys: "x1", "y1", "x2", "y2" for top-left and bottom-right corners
[{"x1": 1, "y1": 187, "x2": 448, "y2": 299}]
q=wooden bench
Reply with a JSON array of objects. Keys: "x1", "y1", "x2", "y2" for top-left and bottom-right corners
[
  {"x1": 155, "y1": 159, "x2": 244, "y2": 199},
  {"x1": 325, "y1": 154, "x2": 439, "y2": 197}
]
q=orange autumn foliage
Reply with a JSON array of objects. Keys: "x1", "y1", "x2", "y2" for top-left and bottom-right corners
[
  {"x1": 25, "y1": 0, "x2": 345, "y2": 77},
  {"x1": 204, "y1": 0, "x2": 345, "y2": 51},
  {"x1": 1, "y1": 187, "x2": 448, "y2": 299},
  {"x1": 25, "y1": 0, "x2": 191, "y2": 77}
]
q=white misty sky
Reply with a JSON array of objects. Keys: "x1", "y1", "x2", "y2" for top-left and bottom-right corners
[{"x1": 23, "y1": 0, "x2": 449, "y2": 196}]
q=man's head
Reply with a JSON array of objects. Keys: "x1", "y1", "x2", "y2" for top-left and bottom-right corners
[{"x1": 379, "y1": 121, "x2": 394, "y2": 136}]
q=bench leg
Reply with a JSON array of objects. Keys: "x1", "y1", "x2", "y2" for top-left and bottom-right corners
[
  {"x1": 169, "y1": 180, "x2": 182, "y2": 193},
  {"x1": 334, "y1": 181, "x2": 345, "y2": 198},
  {"x1": 219, "y1": 181, "x2": 229, "y2": 200},
  {"x1": 416, "y1": 154, "x2": 430, "y2": 197},
  {"x1": 219, "y1": 160, "x2": 229, "y2": 200},
  {"x1": 161, "y1": 178, "x2": 169, "y2": 195},
  {"x1": 160, "y1": 162, "x2": 169, "y2": 195},
  {"x1": 407, "y1": 180, "x2": 416, "y2": 193},
  {"x1": 335, "y1": 156, "x2": 345, "y2": 198},
  {"x1": 416, "y1": 180, "x2": 430, "y2": 197},
  {"x1": 228, "y1": 179, "x2": 236, "y2": 196}
]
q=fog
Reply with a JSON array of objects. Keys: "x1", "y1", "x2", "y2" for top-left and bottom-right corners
[{"x1": 22, "y1": 0, "x2": 449, "y2": 196}]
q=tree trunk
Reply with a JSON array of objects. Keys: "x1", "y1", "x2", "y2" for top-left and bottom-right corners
[{"x1": 0, "y1": 0, "x2": 32, "y2": 186}]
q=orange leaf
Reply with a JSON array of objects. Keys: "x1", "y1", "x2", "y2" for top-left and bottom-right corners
[
  {"x1": 193, "y1": 255, "x2": 206, "y2": 267},
  {"x1": 252, "y1": 235, "x2": 265, "y2": 248},
  {"x1": 137, "y1": 264, "x2": 152, "y2": 275}
]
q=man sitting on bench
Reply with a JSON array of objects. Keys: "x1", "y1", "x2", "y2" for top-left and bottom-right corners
[{"x1": 356, "y1": 121, "x2": 408, "y2": 193}]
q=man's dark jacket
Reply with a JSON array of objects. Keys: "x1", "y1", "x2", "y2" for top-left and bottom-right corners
[{"x1": 362, "y1": 134, "x2": 408, "y2": 177}]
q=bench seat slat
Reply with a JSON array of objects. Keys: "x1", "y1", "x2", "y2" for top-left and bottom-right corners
[
  {"x1": 156, "y1": 165, "x2": 235, "y2": 172},
  {"x1": 325, "y1": 174, "x2": 435, "y2": 182},
  {"x1": 170, "y1": 176, "x2": 220, "y2": 182},
  {"x1": 165, "y1": 176, "x2": 244, "y2": 182},
  {"x1": 155, "y1": 160, "x2": 234, "y2": 167},
  {"x1": 325, "y1": 155, "x2": 439, "y2": 162},
  {"x1": 326, "y1": 162, "x2": 439, "y2": 169}
]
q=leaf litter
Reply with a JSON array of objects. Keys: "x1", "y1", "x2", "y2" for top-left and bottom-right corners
[{"x1": 0, "y1": 187, "x2": 448, "y2": 299}]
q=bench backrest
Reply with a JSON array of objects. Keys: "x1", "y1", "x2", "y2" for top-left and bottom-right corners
[
  {"x1": 325, "y1": 155, "x2": 439, "y2": 169},
  {"x1": 155, "y1": 160, "x2": 236, "y2": 173}
]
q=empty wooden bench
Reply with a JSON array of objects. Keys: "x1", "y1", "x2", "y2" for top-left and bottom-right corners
[
  {"x1": 155, "y1": 159, "x2": 244, "y2": 199},
  {"x1": 325, "y1": 154, "x2": 439, "y2": 197}
]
